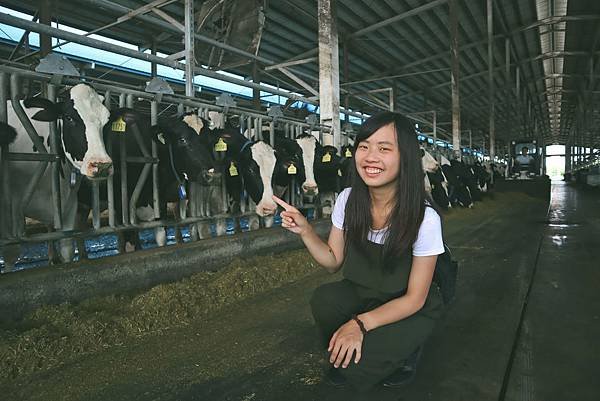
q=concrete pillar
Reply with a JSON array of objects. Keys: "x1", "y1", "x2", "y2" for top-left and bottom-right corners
[
  {"x1": 487, "y1": 0, "x2": 495, "y2": 164},
  {"x1": 449, "y1": 0, "x2": 461, "y2": 159},
  {"x1": 318, "y1": 0, "x2": 340, "y2": 148},
  {"x1": 565, "y1": 142, "x2": 571, "y2": 172}
]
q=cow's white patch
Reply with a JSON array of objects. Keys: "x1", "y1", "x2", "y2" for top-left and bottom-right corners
[
  {"x1": 243, "y1": 126, "x2": 270, "y2": 140},
  {"x1": 440, "y1": 155, "x2": 451, "y2": 166},
  {"x1": 421, "y1": 147, "x2": 439, "y2": 173},
  {"x1": 183, "y1": 114, "x2": 204, "y2": 135},
  {"x1": 208, "y1": 111, "x2": 225, "y2": 129},
  {"x1": 136, "y1": 205, "x2": 155, "y2": 222},
  {"x1": 250, "y1": 141, "x2": 277, "y2": 216},
  {"x1": 424, "y1": 173, "x2": 432, "y2": 193},
  {"x1": 70, "y1": 84, "x2": 112, "y2": 177},
  {"x1": 296, "y1": 136, "x2": 318, "y2": 194}
]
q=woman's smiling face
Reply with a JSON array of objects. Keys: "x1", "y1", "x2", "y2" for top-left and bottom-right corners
[{"x1": 354, "y1": 123, "x2": 400, "y2": 190}]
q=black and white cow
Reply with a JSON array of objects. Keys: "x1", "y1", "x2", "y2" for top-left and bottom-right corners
[
  {"x1": 205, "y1": 125, "x2": 279, "y2": 217},
  {"x1": 440, "y1": 155, "x2": 474, "y2": 208},
  {"x1": 76, "y1": 109, "x2": 218, "y2": 248},
  {"x1": 3, "y1": 83, "x2": 113, "y2": 263},
  {"x1": 421, "y1": 147, "x2": 451, "y2": 209}
]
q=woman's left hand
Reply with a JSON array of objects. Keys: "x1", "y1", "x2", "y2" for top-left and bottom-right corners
[{"x1": 328, "y1": 320, "x2": 364, "y2": 368}]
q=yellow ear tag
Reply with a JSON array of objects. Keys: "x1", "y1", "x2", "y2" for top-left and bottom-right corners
[
  {"x1": 345, "y1": 148, "x2": 352, "y2": 158},
  {"x1": 214, "y1": 138, "x2": 228, "y2": 152},
  {"x1": 338, "y1": 169, "x2": 342, "y2": 177},
  {"x1": 111, "y1": 117, "x2": 126, "y2": 133},
  {"x1": 287, "y1": 163, "x2": 297, "y2": 175},
  {"x1": 322, "y1": 152, "x2": 331, "y2": 163},
  {"x1": 229, "y1": 162, "x2": 239, "y2": 177}
]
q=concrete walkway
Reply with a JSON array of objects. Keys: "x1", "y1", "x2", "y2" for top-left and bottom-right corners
[
  {"x1": 3, "y1": 187, "x2": 597, "y2": 401},
  {"x1": 504, "y1": 182, "x2": 600, "y2": 401}
]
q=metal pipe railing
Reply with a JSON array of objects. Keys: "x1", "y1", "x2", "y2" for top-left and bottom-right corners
[
  {"x1": 9, "y1": 74, "x2": 52, "y2": 221},
  {"x1": 0, "y1": 72, "x2": 10, "y2": 239},
  {"x1": 47, "y1": 83, "x2": 62, "y2": 230}
]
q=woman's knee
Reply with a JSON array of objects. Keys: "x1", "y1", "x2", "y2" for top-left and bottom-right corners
[{"x1": 309, "y1": 280, "x2": 356, "y2": 313}]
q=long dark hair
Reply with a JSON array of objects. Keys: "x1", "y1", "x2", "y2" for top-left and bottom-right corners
[{"x1": 344, "y1": 112, "x2": 434, "y2": 270}]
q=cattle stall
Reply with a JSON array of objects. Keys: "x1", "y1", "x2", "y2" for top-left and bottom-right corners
[{"x1": 0, "y1": 65, "x2": 355, "y2": 271}]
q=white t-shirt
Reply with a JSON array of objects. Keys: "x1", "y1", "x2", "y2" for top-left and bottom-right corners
[
  {"x1": 516, "y1": 154, "x2": 534, "y2": 165},
  {"x1": 331, "y1": 188, "x2": 445, "y2": 257}
]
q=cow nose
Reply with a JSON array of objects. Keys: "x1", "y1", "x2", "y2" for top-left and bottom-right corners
[
  {"x1": 302, "y1": 183, "x2": 319, "y2": 195},
  {"x1": 91, "y1": 161, "x2": 113, "y2": 178},
  {"x1": 202, "y1": 168, "x2": 221, "y2": 183}
]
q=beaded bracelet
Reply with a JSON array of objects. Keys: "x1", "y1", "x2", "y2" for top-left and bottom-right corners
[{"x1": 351, "y1": 314, "x2": 368, "y2": 335}]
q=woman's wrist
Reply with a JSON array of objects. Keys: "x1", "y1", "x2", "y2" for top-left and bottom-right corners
[{"x1": 357, "y1": 312, "x2": 375, "y2": 332}]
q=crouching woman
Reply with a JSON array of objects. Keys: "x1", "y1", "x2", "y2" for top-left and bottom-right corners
[{"x1": 272, "y1": 112, "x2": 445, "y2": 392}]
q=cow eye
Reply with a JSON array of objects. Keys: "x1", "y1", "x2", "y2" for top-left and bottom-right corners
[
  {"x1": 178, "y1": 137, "x2": 187, "y2": 145},
  {"x1": 64, "y1": 115, "x2": 74, "y2": 123}
]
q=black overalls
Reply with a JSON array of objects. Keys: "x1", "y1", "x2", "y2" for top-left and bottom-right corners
[{"x1": 310, "y1": 239, "x2": 444, "y2": 391}]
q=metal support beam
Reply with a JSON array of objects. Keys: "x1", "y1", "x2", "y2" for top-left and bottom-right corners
[
  {"x1": 349, "y1": 0, "x2": 448, "y2": 38},
  {"x1": 449, "y1": 0, "x2": 461, "y2": 159},
  {"x1": 184, "y1": 0, "x2": 194, "y2": 101},
  {"x1": 39, "y1": 0, "x2": 53, "y2": 57},
  {"x1": 318, "y1": 0, "x2": 340, "y2": 148},
  {"x1": 0, "y1": 12, "x2": 332, "y2": 109},
  {"x1": 253, "y1": 62, "x2": 261, "y2": 110},
  {"x1": 264, "y1": 57, "x2": 318, "y2": 71}
]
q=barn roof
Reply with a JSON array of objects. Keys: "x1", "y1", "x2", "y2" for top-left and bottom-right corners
[{"x1": 1, "y1": 0, "x2": 599, "y2": 150}]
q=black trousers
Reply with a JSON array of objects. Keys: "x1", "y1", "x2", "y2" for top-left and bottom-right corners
[{"x1": 310, "y1": 279, "x2": 437, "y2": 392}]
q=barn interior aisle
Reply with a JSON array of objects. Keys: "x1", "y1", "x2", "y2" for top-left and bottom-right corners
[
  {"x1": 503, "y1": 181, "x2": 600, "y2": 401},
  {"x1": 0, "y1": 189, "x2": 559, "y2": 401}
]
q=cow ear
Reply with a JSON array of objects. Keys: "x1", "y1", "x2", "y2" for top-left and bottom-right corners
[
  {"x1": 151, "y1": 125, "x2": 169, "y2": 146},
  {"x1": 24, "y1": 97, "x2": 61, "y2": 121},
  {"x1": 24, "y1": 96, "x2": 55, "y2": 110}
]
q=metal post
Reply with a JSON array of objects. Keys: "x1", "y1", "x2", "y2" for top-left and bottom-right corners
[
  {"x1": 432, "y1": 110, "x2": 437, "y2": 147},
  {"x1": 184, "y1": 0, "x2": 195, "y2": 102},
  {"x1": 120, "y1": 94, "x2": 130, "y2": 225},
  {"x1": 318, "y1": 0, "x2": 341, "y2": 148},
  {"x1": 151, "y1": 100, "x2": 160, "y2": 219},
  {"x1": 47, "y1": 83, "x2": 62, "y2": 230},
  {"x1": 449, "y1": 0, "x2": 461, "y2": 159},
  {"x1": 253, "y1": 62, "x2": 261, "y2": 110},
  {"x1": 39, "y1": 0, "x2": 53, "y2": 57},
  {"x1": 151, "y1": 41, "x2": 157, "y2": 78},
  {"x1": 104, "y1": 90, "x2": 116, "y2": 227},
  {"x1": 0, "y1": 72, "x2": 10, "y2": 239}
]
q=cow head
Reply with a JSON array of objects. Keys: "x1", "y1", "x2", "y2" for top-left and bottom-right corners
[
  {"x1": 245, "y1": 141, "x2": 277, "y2": 216},
  {"x1": 25, "y1": 84, "x2": 113, "y2": 179},
  {"x1": 295, "y1": 135, "x2": 319, "y2": 194},
  {"x1": 314, "y1": 145, "x2": 343, "y2": 193},
  {"x1": 272, "y1": 138, "x2": 306, "y2": 189},
  {"x1": 153, "y1": 115, "x2": 217, "y2": 184},
  {"x1": 420, "y1": 147, "x2": 439, "y2": 173}
]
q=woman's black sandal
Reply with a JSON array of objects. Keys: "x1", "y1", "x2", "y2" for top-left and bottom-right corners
[
  {"x1": 382, "y1": 346, "x2": 423, "y2": 388},
  {"x1": 325, "y1": 367, "x2": 347, "y2": 388}
]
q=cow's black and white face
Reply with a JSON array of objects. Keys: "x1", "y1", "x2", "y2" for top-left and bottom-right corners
[
  {"x1": 154, "y1": 115, "x2": 217, "y2": 184},
  {"x1": 28, "y1": 84, "x2": 112, "y2": 179},
  {"x1": 248, "y1": 142, "x2": 277, "y2": 216},
  {"x1": 295, "y1": 135, "x2": 319, "y2": 194}
]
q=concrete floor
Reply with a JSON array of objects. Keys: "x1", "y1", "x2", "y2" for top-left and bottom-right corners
[{"x1": 2, "y1": 182, "x2": 598, "y2": 401}]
